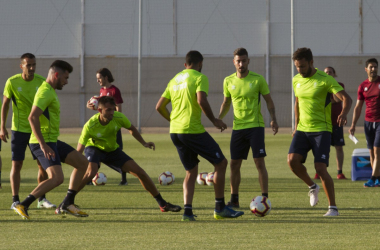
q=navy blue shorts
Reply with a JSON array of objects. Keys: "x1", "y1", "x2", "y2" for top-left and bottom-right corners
[
  {"x1": 29, "y1": 140, "x2": 75, "y2": 170},
  {"x1": 230, "y1": 127, "x2": 266, "y2": 160},
  {"x1": 170, "y1": 132, "x2": 225, "y2": 171},
  {"x1": 11, "y1": 131, "x2": 36, "y2": 161},
  {"x1": 331, "y1": 125, "x2": 345, "y2": 147},
  {"x1": 288, "y1": 131, "x2": 331, "y2": 166},
  {"x1": 84, "y1": 146, "x2": 132, "y2": 174},
  {"x1": 364, "y1": 121, "x2": 380, "y2": 149},
  {"x1": 117, "y1": 129, "x2": 123, "y2": 150}
]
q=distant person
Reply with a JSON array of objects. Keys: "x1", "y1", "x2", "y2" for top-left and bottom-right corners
[
  {"x1": 78, "y1": 96, "x2": 181, "y2": 213},
  {"x1": 218, "y1": 48, "x2": 278, "y2": 208},
  {"x1": 1, "y1": 53, "x2": 55, "y2": 209},
  {"x1": 14, "y1": 60, "x2": 89, "y2": 220},
  {"x1": 314, "y1": 66, "x2": 347, "y2": 180},
  {"x1": 156, "y1": 50, "x2": 244, "y2": 221},
  {"x1": 288, "y1": 48, "x2": 352, "y2": 216},
  {"x1": 87, "y1": 68, "x2": 127, "y2": 186},
  {"x1": 349, "y1": 58, "x2": 380, "y2": 187}
]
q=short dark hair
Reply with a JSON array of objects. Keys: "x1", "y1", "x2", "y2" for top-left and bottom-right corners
[
  {"x1": 50, "y1": 60, "x2": 73, "y2": 73},
  {"x1": 98, "y1": 96, "x2": 116, "y2": 107},
  {"x1": 20, "y1": 53, "x2": 35, "y2": 61},
  {"x1": 366, "y1": 58, "x2": 378, "y2": 67},
  {"x1": 233, "y1": 48, "x2": 248, "y2": 57},
  {"x1": 292, "y1": 47, "x2": 313, "y2": 62},
  {"x1": 325, "y1": 66, "x2": 336, "y2": 74},
  {"x1": 185, "y1": 50, "x2": 203, "y2": 66},
  {"x1": 97, "y1": 68, "x2": 114, "y2": 83}
]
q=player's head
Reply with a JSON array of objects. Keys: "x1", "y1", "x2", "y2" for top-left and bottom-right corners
[
  {"x1": 292, "y1": 47, "x2": 314, "y2": 78},
  {"x1": 97, "y1": 68, "x2": 114, "y2": 87},
  {"x1": 233, "y1": 48, "x2": 250, "y2": 74},
  {"x1": 98, "y1": 96, "x2": 116, "y2": 122},
  {"x1": 365, "y1": 58, "x2": 378, "y2": 79},
  {"x1": 20, "y1": 53, "x2": 36, "y2": 79},
  {"x1": 324, "y1": 66, "x2": 337, "y2": 77},
  {"x1": 185, "y1": 50, "x2": 203, "y2": 72},
  {"x1": 48, "y1": 60, "x2": 73, "y2": 90}
]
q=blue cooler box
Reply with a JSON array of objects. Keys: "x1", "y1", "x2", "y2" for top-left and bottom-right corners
[{"x1": 351, "y1": 148, "x2": 372, "y2": 181}]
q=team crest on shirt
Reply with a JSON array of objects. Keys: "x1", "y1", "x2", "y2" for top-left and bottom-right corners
[
  {"x1": 364, "y1": 87, "x2": 368, "y2": 91},
  {"x1": 17, "y1": 87, "x2": 22, "y2": 91},
  {"x1": 249, "y1": 83, "x2": 253, "y2": 88},
  {"x1": 231, "y1": 85, "x2": 236, "y2": 90},
  {"x1": 97, "y1": 133, "x2": 102, "y2": 137},
  {"x1": 296, "y1": 83, "x2": 301, "y2": 88},
  {"x1": 107, "y1": 93, "x2": 110, "y2": 96}
]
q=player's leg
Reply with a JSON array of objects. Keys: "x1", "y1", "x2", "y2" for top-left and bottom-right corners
[
  {"x1": 332, "y1": 125, "x2": 346, "y2": 179},
  {"x1": 229, "y1": 159, "x2": 243, "y2": 207},
  {"x1": 116, "y1": 129, "x2": 128, "y2": 185},
  {"x1": 36, "y1": 159, "x2": 56, "y2": 208},
  {"x1": 254, "y1": 157, "x2": 268, "y2": 195},
  {"x1": 335, "y1": 146, "x2": 345, "y2": 178},
  {"x1": 250, "y1": 127, "x2": 268, "y2": 197},
  {"x1": 363, "y1": 121, "x2": 378, "y2": 187}
]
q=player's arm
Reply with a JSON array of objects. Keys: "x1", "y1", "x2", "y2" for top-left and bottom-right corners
[
  {"x1": 0, "y1": 96, "x2": 11, "y2": 142},
  {"x1": 197, "y1": 91, "x2": 227, "y2": 132},
  {"x1": 77, "y1": 143, "x2": 85, "y2": 154},
  {"x1": 218, "y1": 96, "x2": 231, "y2": 119},
  {"x1": 127, "y1": 124, "x2": 155, "y2": 150},
  {"x1": 156, "y1": 97, "x2": 171, "y2": 122},
  {"x1": 293, "y1": 97, "x2": 299, "y2": 137},
  {"x1": 334, "y1": 90, "x2": 352, "y2": 127},
  {"x1": 28, "y1": 105, "x2": 55, "y2": 160},
  {"x1": 349, "y1": 99, "x2": 364, "y2": 136},
  {"x1": 262, "y1": 93, "x2": 279, "y2": 135}
]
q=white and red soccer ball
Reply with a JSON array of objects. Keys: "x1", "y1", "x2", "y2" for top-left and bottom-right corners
[
  {"x1": 92, "y1": 172, "x2": 107, "y2": 186},
  {"x1": 158, "y1": 171, "x2": 175, "y2": 185},
  {"x1": 196, "y1": 172, "x2": 208, "y2": 185},
  {"x1": 206, "y1": 172, "x2": 214, "y2": 186},
  {"x1": 89, "y1": 96, "x2": 100, "y2": 110},
  {"x1": 250, "y1": 196, "x2": 271, "y2": 217}
]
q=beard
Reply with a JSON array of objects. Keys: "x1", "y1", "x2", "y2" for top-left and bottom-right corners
[{"x1": 301, "y1": 66, "x2": 313, "y2": 78}]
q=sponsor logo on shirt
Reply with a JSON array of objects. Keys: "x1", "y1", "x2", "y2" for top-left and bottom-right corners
[
  {"x1": 249, "y1": 83, "x2": 252, "y2": 88},
  {"x1": 173, "y1": 82, "x2": 187, "y2": 91},
  {"x1": 175, "y1": 72, "x2": 189, "y2": 83},
  {"x1": 17, "y1": 87, "x2": 22, "y2": 91},
  {"x1": 314, "y1": 82, "x2": 317, "y2": 88},
  {"x1": 296, "y1": 83, "x2": 301, "y2": 88},
  {"x1": 97, "y1": 133, "x2": 102, "y2": 137}
]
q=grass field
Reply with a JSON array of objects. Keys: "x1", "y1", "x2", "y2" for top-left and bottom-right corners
[{"x1": 0, "y1": 130, "x2": 379, "y2": 249}]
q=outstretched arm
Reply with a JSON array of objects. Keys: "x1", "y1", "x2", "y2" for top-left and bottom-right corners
[
  {"x1": 218, "y1": 96, "x2": 231, "y2": 119},
  {"x1": 127, "y1": 124, "x2": 155, "y2": 150},
  {"x1": 262, "y1": 93, "x2": 279, "y2": 135},
  {"x1": 156, "y1": 97, "x2": 171, "y2": 122},
  {"x1": 197, "y1": 91, "x2": 227, "y2": 132}
]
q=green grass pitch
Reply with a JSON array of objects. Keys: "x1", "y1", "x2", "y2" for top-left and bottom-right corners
[{"x1": 0, "y1": 131, "x2": 379, "y2": 249}]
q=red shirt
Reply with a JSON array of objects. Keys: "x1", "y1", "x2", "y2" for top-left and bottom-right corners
[
  {"x1": 99, "y1": 85, "x2": 123, "y2": 104},
  {"x1": 358, "y1": 77, "x2": 380, "y2": 122},
  {"x1": 331, "y1": 82, "x2": 344, "y2": 126}
]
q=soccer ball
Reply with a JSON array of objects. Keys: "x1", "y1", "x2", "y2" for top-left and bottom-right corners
[
  {"x1": 206, "y1": 172, "x2": 214, "y2": 186},
  {"x1": 158, "y1": 171, "x2": 175, "y2": 185},
  {"x1": 92, "y1": 172, "x2": 107, "y2": 186},
  {"x1": 250, "y1": 196, "x2": 271, "y2": 217},
  {"x1": 197, "y1": 172, "x2": 208, "y2": 185},
  {"x1": 89, "y1": 96, "x2": 100, "y2": 110}
]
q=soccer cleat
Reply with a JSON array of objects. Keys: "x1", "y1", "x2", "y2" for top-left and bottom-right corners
[
  {"x1": 375, "y1": 179, "x2": 380, "y2": 187},
  {"x1": 119, "y1": 180, "x2": 128, "y2": 186},
  {"x1": 337, "y1": 173, "x2": 347, "y2": 180},
  {"x1": 323, "y1": 208, "x2": 339, "y2": 216},
  {"x1": 308, "y1": 184, "x2": 319, "y2": 207},
  {"x1": 160, "y1": 202, "x2": 182, "y2": 212},
  {"x1": 364, "y1": 179, "x2": 376, "y2": 187},
  {"x1": 214, "y1": 206, "x2": 244, "y2": 220},
  {"x1": 11, "y1": 201, "x2": 20, "y2": 210},
  {"x1": 60, "y1": 204, "x2": 88, "y2": 217},
  {"x1": 313, "y1": 173, "x2": 319, "y2": 179},
  {"x1": 226, "y1": 201, "x2": 240, "y2": 208},
  {"x1": 37, "y1": 198, "x2": 57, "y2": 209},
  {"x1": 181, "y1": 214, "x2": 197, "y2": 221},
  {"x1": 14, "y1": 204, "x2": 30, "y2": 220}
]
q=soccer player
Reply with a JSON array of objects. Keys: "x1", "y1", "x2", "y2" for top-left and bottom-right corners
[
  {"x1": 288, "y1": 48, "x2": 352, "y2": 216},
  {"x1": 0, "y1": 53, "x2": 56, "y2": 209},
  {"x1": 13, "y1": 60, "x2": 89, "y2": 220},
  {"x1": 219, "y1": 48, "x2": 278, "y2": 208},
  {"x1": 87, "y1": 68, "x2": 128, "y2": 186},
  {"x1": 156, "y1": 50, "x2": 244, "y2": 221},
  {"x1": 349, "y1": 58, "x2": 380, "y2": 187},
  {"x1": 77, "y1": 96, "x2": 181, "y2": 213},
  {"x1": 314, "y1": 66, "x2": 347, "y2": 180}
]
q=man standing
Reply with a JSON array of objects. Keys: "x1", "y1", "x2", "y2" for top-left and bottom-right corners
[
  {"x1": 288, "y1": 48, "x2": 352, "y2": 216},
  {"x1": 349, "y1": 58, "x2": 380, "y2": 187},
  {"x1": 14, "y1": 60, "x2": 89, "y2": 220},
  {"x1": 219, "y1": 48, "x2": 278, "y2": 208},
  {"x1": 1, "y1": 53, "x2": 56, "y2": 209},
  {"x1": 87, "y1": 68, "x2": 127, "y2": 185},
  {"x1": 78, "y1": 96, "x2": 181, "y2": 213},
  {"x1": 156, "y1": 50, "x2": 244, "y2": 221},
  {"x1": 314, "y1": 66, "x2": 347, "y2": 180}
]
